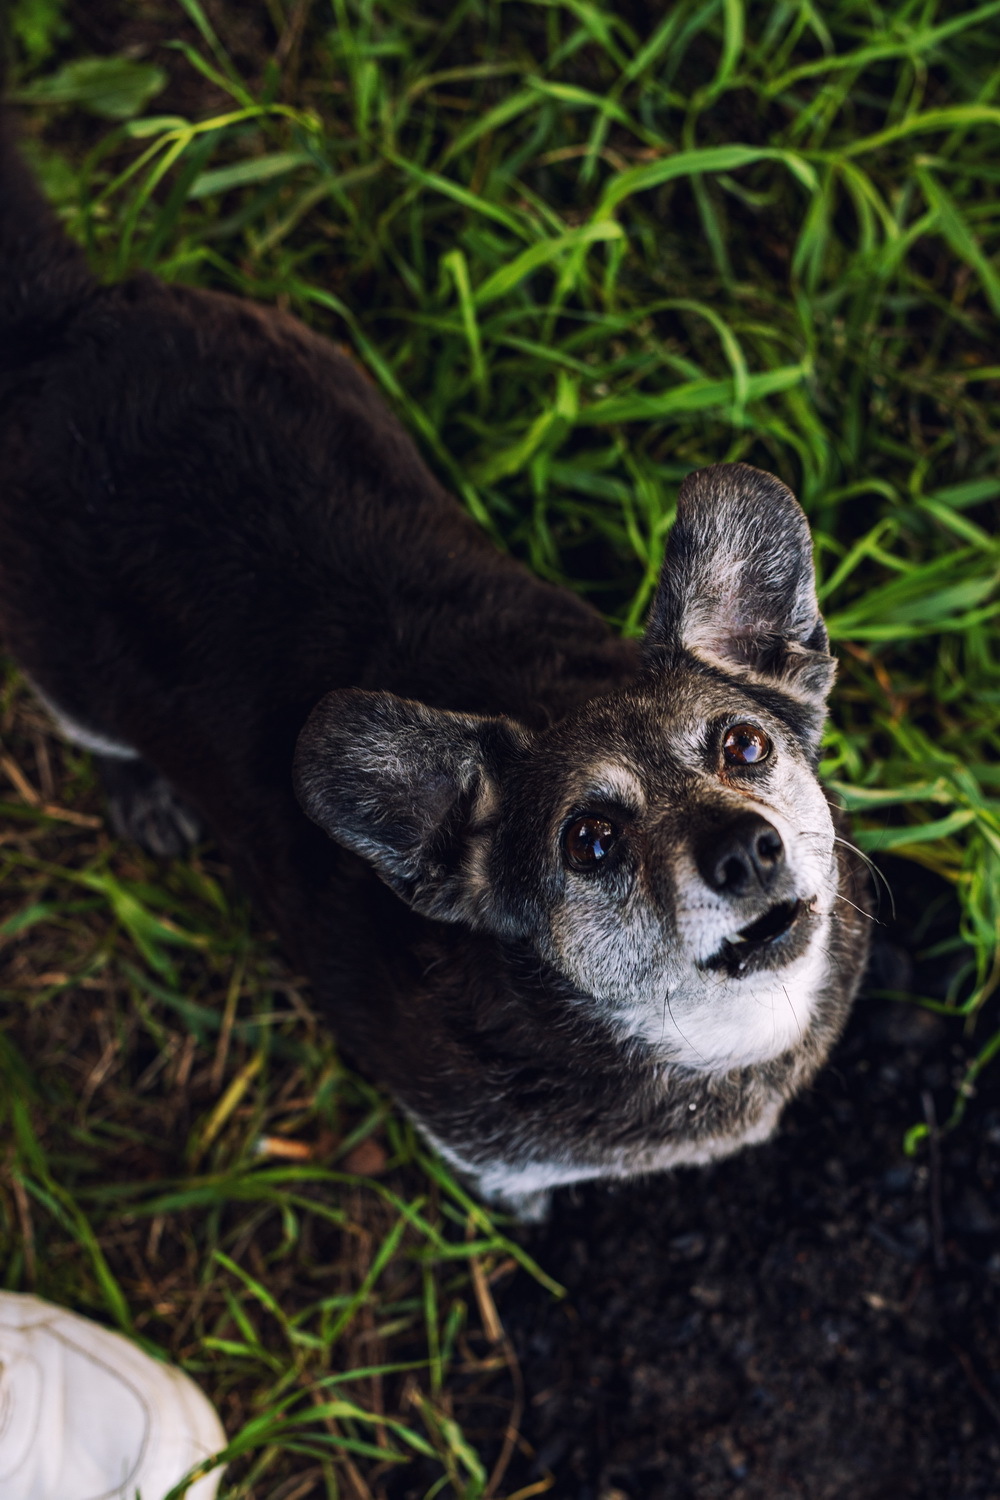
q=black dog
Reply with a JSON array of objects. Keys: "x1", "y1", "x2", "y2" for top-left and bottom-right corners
[{"x1": 0, "y1": 114, "x2": 869, "y2": 1216}]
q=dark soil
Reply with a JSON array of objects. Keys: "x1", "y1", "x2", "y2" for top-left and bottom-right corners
[{"x1": 495, "y1": 869, "x2": 1000, "y2": 1500}]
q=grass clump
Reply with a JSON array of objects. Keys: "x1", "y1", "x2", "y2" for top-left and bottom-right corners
[{"x1": 2, "y1": 0, "x2": 1000, "y2": 1494}]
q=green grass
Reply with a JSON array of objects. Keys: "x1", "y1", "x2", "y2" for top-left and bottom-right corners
[{"x1": 2, "y1": 0, "x2": 1000, "y2": 1494}]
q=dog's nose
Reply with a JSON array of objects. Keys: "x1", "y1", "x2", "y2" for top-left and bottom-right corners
[{"x1": 697, "y1": 812, "x2": 784, "y2": 897}]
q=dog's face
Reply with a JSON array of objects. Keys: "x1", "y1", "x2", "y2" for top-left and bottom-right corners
[
  {"x1": 491, "y1": 674, "x2": 838, "y2": 1069},
  {"x1": 295, "y1": 464, "x2": 841, "y2": 1073}
]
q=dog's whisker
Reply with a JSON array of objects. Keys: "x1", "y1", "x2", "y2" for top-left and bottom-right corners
[
  {"x1": 781, "y1": 984, "x2": 803, "y2": 1046},
  {"x1": 832, "y1": 834, "x2": 896, "y2": 919},
  {"x1": 833, "y1": 892, "x2": 880, "y2": 924},
  {"x1": 663, "y1": 990, "x2": 707, "y2": 1065}
]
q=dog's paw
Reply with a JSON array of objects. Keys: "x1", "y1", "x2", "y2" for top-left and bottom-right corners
[
  {"x1": 504, "y1": 1187, "x2": 554, "y2": 1224},
  {"x1": 110, "y1": 783, "x2": 203, "y2": 857},
  {"x1": 97, "y1": 757, "x2": 203, "y2": 857},
  {"x1": 481, "y1": 1185, "x2": 554, "y2": 1225}
]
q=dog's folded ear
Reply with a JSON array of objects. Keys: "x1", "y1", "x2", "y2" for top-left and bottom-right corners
[
  {"x1": 642, "y1": 463, "x2": 835, "y2": 713},
  {"x1": 293, "y1": 689, "x2": 526, "y2": 924}
]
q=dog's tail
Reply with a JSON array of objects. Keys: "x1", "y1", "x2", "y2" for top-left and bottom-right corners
[{"x1": 0, "y1": 35, "x2": 96, "y2": 330}]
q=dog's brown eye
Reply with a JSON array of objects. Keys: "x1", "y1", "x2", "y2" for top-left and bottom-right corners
[
  {"x1": 563, "y1": 816, "x2": 618, "y2": 871},
  {"x1": 723, "y1": 724, "x2": 771, "y2": 766}
]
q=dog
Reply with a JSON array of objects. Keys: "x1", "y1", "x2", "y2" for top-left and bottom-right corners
[{"x1": 0, "y1": 111, "x2": 870, "y2": 1218}]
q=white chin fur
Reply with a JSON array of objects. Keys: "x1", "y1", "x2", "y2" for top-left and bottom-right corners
[{"x1": 645, "y1": 914, "x2": 832, "y2": 1070}]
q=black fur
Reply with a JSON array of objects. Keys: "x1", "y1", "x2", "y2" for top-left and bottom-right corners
[{"x1": 0, "y1": 113, "x2": 871, "y2": 1212}]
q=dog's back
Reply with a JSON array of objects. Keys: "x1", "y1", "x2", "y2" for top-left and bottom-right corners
[{"x1": 0, "y1": 112, "x2": 629, "y2": 882}]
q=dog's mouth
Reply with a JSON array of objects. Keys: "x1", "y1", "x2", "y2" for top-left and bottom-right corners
[
  {"x1": 703, "y1": 897, "x2": 812, "y2": 976},
  {"x1": 735, "y1": 898, "x2": 803, "y2": 947}
]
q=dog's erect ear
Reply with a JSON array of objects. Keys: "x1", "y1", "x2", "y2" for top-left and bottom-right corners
[
  {"x1": 293, "y1": 689, "x2": 527, "y2": 925},
  {"x1": 642, "y1": 463, "x2": 835, "y2": 710}
]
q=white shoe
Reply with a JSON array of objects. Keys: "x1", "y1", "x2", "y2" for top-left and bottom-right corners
[{"x1": 0, "y1": 1292, "x2": 226, "y2": 1500}]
